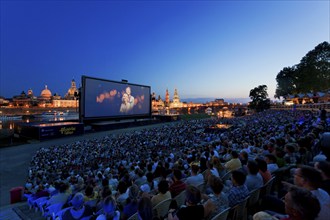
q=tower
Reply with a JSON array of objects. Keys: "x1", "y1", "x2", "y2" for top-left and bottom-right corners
[
  {"x1": 173, "y1": 88, "x2": 180, "y2": 104},
  {"x1": 165, "y1": 89, "x2": 170, "y2": 106},
  {"x1": 66, "y1": 79, "x2": 78, "y2": 99}
]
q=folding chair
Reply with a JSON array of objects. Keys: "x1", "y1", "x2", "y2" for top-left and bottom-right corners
[
  {"x1": 229, "y1": 196, "x2": 249, "y2": 220},
  {"x1": 210, "y1": 207, "x2": 230, "y2": 220},
  {"x1": 127, "y1": 212, "x2": 139, "y2": 220},
  {"x1": 152, "y1": 198, "x2": 172, "y2": 219},
  {"x1": 174, "y1": 190, "x2": 186, "y2": 208}
]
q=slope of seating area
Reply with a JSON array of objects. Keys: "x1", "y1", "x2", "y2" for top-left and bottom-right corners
[{"x1": 22, "y1": 109, "x2": 330, "y2": 219}]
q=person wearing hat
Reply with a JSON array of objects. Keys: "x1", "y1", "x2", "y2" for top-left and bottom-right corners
[{"x1": 63, "y1": 192, "x2": 93, "y2": 220}]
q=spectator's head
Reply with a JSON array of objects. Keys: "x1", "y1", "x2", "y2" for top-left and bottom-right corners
[
  {"x1": 231, "y1": 170, "x2": 246, "y2": 186},
  {"x1": 102, "y1": 177, "x2": 109, "y2": 187},
  {"x1": 209, "y1": 176, "x2": 224, "y2": 195},
  {"x1": 70, "y1": 192, "x2": 84, "y2": 209},
  {"x1": 138, "y1": 197, "x2": 153, "y2": 220},
  {"x1": 85, "y1": 185, "x2": 94, "y2": 197},
  {"x1": 264, "y1": 154, "x2": 277, "y2": 164},
  {"x1": 185, "y1": 185, "x2": 201, "y2": 205},
  {"x1": 128, "y1": 184, "x2": 139, "y2": 203},
  {"x1": 284, "y1": 187, "x2": 320, "y2": 220},
  {"x1": 146, "y1": 172, "x2": 154, "y2": 183},
  {"x1": 191, "y1": 164, "x2": 199, "y2": 175},
  {"x1": 173, "y1": 169, "x2": 182, "y2": 181},
  {"x1": 117, "y1": 181, "x2": 128, "y2": 194},
  {"x1": 231, "y1": 151, "x2": 239, "y2": 159},
  {"x1": 158, "y1": 180, "x2": 169, "y2": 194},
  {"x1": 101, "y1": 187, "x2": 112, "y2": 199},
  {"x1": 294, "y1": 165, "x2": 322, "y2": 190},
  {"x1": 247, "y1": 160, "x2": 260, "y2": 175},
  {"x1": 103, "y1": 195, "x2": 117, "y2": 215},
  {"x1": 285, "y1": 144, "x2": 296, "y2": 154},
  {"x1": 314, "y1": 160, "x2": 330, "y2": 180},
  {"x1": 255, "y1": 158, "x2": 268, "y2": 172},
  {"x1": 59, "y1": 182, "x2": 68, "y2": 193}
]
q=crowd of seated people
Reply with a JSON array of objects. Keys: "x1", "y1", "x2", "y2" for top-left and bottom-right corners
[{"x1": 23, "y1": 109, "x2": 330, "y2": 219}]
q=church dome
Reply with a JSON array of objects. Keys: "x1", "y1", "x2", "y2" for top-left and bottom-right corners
[{"x1": 40, "y1": 85, "x2": 52, "y2": 98}]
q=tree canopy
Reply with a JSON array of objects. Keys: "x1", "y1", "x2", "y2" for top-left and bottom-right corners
[
  {"x1": 249, "y1": 85, "x2": 270, "y2": 112},
  {"x1": 275, "y1": 41, "x2": 330, "y2": 99}
]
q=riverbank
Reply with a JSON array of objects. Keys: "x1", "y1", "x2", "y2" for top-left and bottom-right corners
[{"x1": 0, "y1": 106, "x2": 78, "y2": 116}]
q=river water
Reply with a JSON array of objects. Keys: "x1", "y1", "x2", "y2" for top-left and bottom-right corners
[{"x1": 0, "y1": 113, "x2": 79, "y2": 131}]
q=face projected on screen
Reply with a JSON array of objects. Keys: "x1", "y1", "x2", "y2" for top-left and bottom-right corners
[
  {"x1": 120, "y1": 87, "x2": 134, "y2": 113},
  {"x1": 84, "y1": 77, "x2": 150, "y2": 118}
]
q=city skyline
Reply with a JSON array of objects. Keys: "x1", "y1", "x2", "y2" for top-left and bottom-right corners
[{"x1": 1, "y1": 1, "x2": 329, "y2": 101}]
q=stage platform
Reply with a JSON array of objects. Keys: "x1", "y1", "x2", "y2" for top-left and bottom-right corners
[{"x1": 14, "y1": 121, "x2": 84, "y2": 141}]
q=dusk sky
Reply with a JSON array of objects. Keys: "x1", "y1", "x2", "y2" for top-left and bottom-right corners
[{"x1": 1, "y1": 0, "x2": 329, "y2": 102}]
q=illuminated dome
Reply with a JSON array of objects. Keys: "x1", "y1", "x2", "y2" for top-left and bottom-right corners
[{"x1": 40, "y1": 85, "x2": 52, "y2": 98}]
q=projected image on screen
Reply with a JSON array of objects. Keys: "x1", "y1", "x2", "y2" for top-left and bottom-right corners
[{"x1": 83, "y1": 77, "x2": 150, "y2": 119}]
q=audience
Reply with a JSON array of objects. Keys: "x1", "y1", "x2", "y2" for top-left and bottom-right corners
[{"x1": 23, "y1": 109, "x2": 329, "y2": 219}]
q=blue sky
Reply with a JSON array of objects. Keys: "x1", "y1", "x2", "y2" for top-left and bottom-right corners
[{"x1": 1, "y1": 0, "x2": 329, "y2": 101}]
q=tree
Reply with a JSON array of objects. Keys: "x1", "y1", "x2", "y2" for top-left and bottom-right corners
[
  {"x1": 275, "y1": 41, "x2": 330, "y2": 98},
  {"x1": 249, "y1": 85, "x2": 270, "y2": 112},
  {"x1": 275, "y1": 66, "x2": 298, "y2": 99}
]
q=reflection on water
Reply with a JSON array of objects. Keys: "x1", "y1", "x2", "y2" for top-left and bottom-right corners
[{"x1": 0, "y1": 114, "x2": 79, "y2": 130}]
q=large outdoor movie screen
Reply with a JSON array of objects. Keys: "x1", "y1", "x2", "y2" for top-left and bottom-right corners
[{"x1": 83, "y1": 76, "x2": 151, "y2": 119}]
